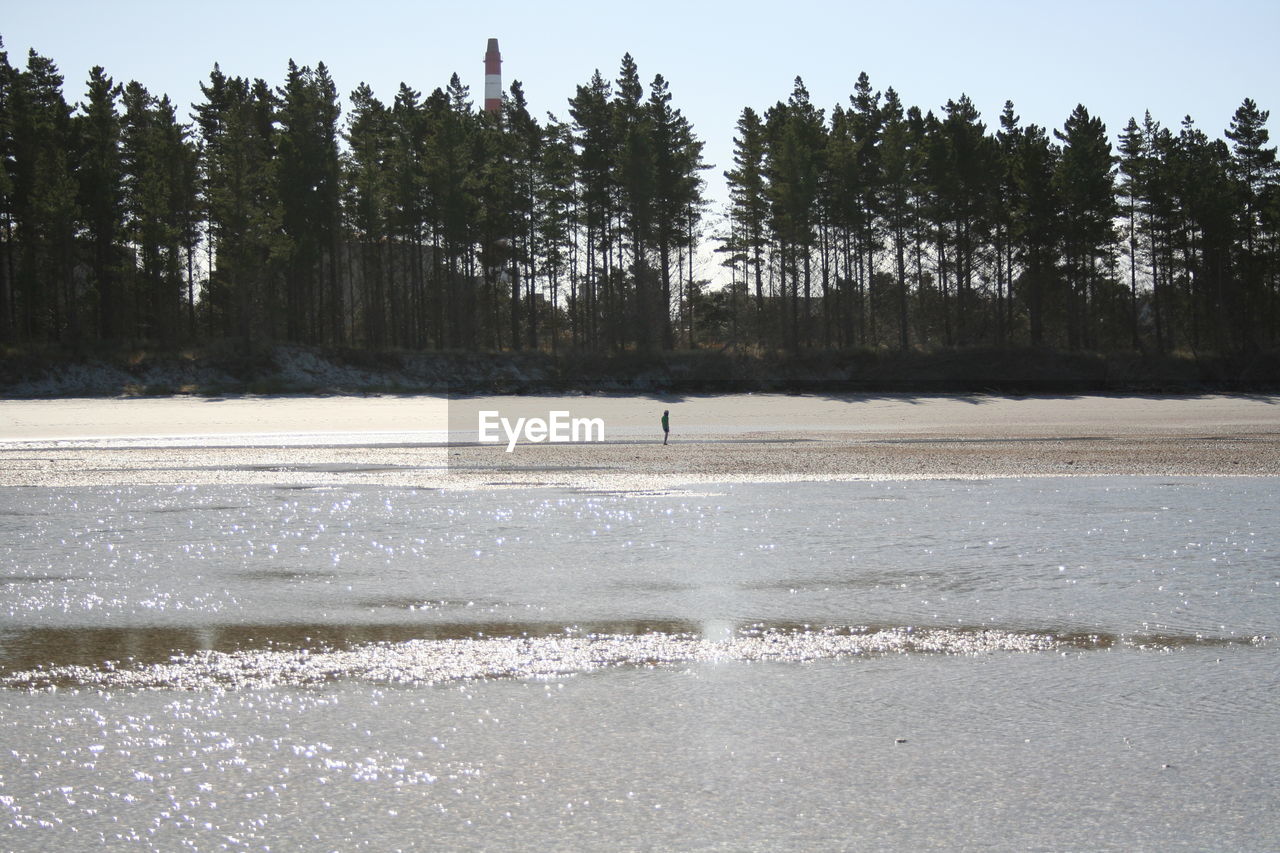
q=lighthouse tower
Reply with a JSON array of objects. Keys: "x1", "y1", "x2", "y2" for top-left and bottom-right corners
[{"x1": 484, "y1": 38, "x2": 502, "y2": 114}]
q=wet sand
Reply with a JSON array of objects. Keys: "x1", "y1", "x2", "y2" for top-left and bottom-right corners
[
  {"x1": 3, "y1": 399, "x2": 1279, "y2": 851},
  {"x1": 1, "y1": 393, "x2": 1277, "y2": 489}
]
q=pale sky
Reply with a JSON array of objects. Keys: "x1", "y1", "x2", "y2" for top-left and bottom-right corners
[{"x1": 5, "y1": 0, "x2": 1278, "y2": 221}]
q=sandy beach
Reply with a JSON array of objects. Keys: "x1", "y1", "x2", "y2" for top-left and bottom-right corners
[
  {"x1": 4, "y1": 395, "x2": 1280, "y2": 851},
  {"x1": 1, "y1": 392, "x2": 1277, "y2": 489}
]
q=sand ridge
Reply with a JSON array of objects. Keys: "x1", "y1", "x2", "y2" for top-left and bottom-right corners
[{"x1": 1, "y1": 393, "x2": 1277, "y2": 489}]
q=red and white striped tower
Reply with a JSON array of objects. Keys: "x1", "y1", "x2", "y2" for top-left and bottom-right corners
[{"x1": 484, "y1": 38, "x2": 502, "y2": 114}]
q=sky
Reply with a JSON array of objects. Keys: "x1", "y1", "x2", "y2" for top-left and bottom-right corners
[{"x1": 4, "y1": 0, "x2": 1277, "y2": 223}]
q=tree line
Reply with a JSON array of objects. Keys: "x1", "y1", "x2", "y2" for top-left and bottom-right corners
[
  {"x1": 0, "y1": 39, "x2": 707, "y2": 354},
  {"x1": 722, "y1": 75, "x2": 1278, "y2": 356},
  {"x1": 1, "y1": 36, "x2": 1276, "y2": 361}
]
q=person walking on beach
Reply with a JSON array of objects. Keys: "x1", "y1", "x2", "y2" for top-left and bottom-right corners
[{"x1": 661, "y1": 409, "x2": 670, "y2": 445}]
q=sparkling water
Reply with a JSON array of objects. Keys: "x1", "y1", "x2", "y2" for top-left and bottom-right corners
[{"x1": 2, "y1": 478, "x2": 1277, "y2": 850}]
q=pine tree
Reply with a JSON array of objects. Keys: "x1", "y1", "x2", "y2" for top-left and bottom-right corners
[
  {"x1": 939, "y1": 95, "x2": 994, "y2": 345},
  {"x1": 1117, "y1": 116, "x2": 1148, "y2": 348},
  {"x1": 537, "y1": 114, "x2": 576, "y2": 352},
  {"x1": 195, "y1": 70, "x2": 283, "y2": 343},
  {"x1": 848, "y1": 72, "x2": 882, "y2": 346},
  {"x1": 917, "y1": 109, "x2": 955, "y2": 345},
  {"x1": 277, "y1": 60, "x2": 343, "y2": 344},
  {"x1": 1226, "y1": 99, "x2": 1276, "y2": 255},
  {"x1": 503, "y1": 80, "x2": 543, "y2": 350},
  {"x1": 765, "y1": 77, "x2": 825, "y2": 351},
  {"x1": 1011, "y1": 122, "x2": 1059, "y2": 347},
  {"x1": 1054, "y1": 104, "x2": 1116, "y2": 348},
  {"x1": 1172, "y1": 117, "x2": 1236, "y2": 351},
  {"x1": 388, "y1": 83, "x2": 430, "y2": 348},
  {"x1": 648, "y1": 72, "x2": 705, "y2": 350},
  {"x1": 825, "y1": 104, "x2": 860, "y2": 346},
  {"x1": 723, "y1": 106, "x2": 768, "y2": 327},
  {"x1": 121, "y1": 82, "x2": 195, "y2": 343},
  {"x1": 613, "y1": 54, "x2": 655, "y2": 350},
  {"x1": 9, "y1": 50, "x2": 78, "y2": 342},
  {"x1": 474, "y1": 82, "x2": 517, "y2": 349},
  {"x1": 1140, "y1": 113, "x2": 1176, "y2": 352},
  {"x1": 75, "y1": 66, "x2": 124, "y2": 340},
  {"x1": 1225, "y1": 98, "x2": 1278, "y2": 347},
  {"x1": 567, "y1": 70, "x2": 614, "y2": 351},
  {"x1": 879, "y1": 87, "x2": 915, "y2": 351},
  {"x1": 993, "y1": 101, "x2": 1021, "y2": 344},
  {"x1": 431, "y1": 75, "x2": 481, "y2": 348},
  {"x1": 342, "y1": 82, "x2": 390, "y2": 348}
]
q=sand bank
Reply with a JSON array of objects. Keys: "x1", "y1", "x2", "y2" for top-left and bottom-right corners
[{"x1": 1, "y1": 393, "x2": 1277, "y2": 489}]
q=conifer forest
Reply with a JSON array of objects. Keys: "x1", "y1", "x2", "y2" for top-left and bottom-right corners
[{"x1": 1, "y1": 37, "x2": 1277, "y2": 363}]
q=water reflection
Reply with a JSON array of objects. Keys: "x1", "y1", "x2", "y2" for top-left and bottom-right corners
[
  {"x1": 2, "y1": 477, "x2": 1279, "y2": 850},
  {"x1": 3, "y1": 620, "x2": 1267, "y2": 691}
]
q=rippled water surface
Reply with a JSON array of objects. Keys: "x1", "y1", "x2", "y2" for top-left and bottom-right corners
[{"x1": 2, "y1": 478, "x2": 1278, "y2": 850}]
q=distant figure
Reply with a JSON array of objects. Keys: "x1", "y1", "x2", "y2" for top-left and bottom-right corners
[{"x1": 661, "y1": 409, "x2": 670, "y2": 445}]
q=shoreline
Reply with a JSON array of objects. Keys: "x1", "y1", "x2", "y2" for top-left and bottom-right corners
[
  {"x1": 1, "y1": 392, "x2": 1278, "y2": 490},
  {"x1": 4, "y1": 344, "x2": 1278, "y2": 400}
]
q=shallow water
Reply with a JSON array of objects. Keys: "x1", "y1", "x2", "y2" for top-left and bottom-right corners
[{"x1": 2, "y1": 478, "x2": 1278, "y2": 850}]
